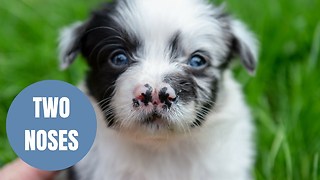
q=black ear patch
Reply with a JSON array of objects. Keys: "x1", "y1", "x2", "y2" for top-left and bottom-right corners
[
  {"x1": 230, "y1": 20, "x2": 259, "y2": 74},
  {"x1": 58, "y1": 21, "x2": 88, "y2": 70},
  {"x1": 232, "y1": 36, "x2": 256, "y2": 74},
  {"x1": 58, "y1": 2, "x2": 117, "y2": 70}
]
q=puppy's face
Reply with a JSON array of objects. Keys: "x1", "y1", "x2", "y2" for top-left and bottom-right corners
[{"x1": 59, "y1": 0, "x2": 258, "y2": 138}]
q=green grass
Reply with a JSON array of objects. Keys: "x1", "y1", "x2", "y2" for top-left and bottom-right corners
[{"x1": 0, "y1": 0, "x2": 319, "y2": 179}]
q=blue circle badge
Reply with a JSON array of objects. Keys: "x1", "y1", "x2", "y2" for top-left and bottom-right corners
[{"x1": 6, "y1": 80, "x2": 97, "y2": 171}]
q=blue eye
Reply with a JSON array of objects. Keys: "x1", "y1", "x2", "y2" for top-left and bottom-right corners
[
  {"x1": 110, "y1": 52, "x2": 129, "y2": 67},
  {"x1": 188, "y1": 55, "x2": 207, "y2": 68}
]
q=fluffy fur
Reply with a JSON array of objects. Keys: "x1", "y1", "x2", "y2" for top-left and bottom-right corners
[{"x1": 58, "y1": 0, "x2": 258, "y2": 179}]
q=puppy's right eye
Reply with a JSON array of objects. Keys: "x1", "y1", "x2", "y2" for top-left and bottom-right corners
[
  {"x1": 188, "y1": 55, "x2": 207, "y2": 69},
  {"x1": 110, "y1": 51, "x2": 129, "y2": 67}
]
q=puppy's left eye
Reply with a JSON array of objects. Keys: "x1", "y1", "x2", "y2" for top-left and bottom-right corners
[
  {"x1": 188, "y1": 55, "x2": 207, "y2": 68},
  {"x1": 110, "y1": 52, "x2": 129, "y2": 67}
]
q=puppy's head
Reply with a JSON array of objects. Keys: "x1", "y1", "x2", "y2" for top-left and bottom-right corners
[{"x1": 59, "y1": 0, "x2": 258, "y2": 138}]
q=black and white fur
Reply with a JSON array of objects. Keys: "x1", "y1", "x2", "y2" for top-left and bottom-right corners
[{"x1": 58, "y1": 0, "x2": 258, "y2": 179}]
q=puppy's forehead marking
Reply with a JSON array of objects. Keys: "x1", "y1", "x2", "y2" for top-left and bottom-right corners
[
  {"x1": 111, "y1": 0, "x2": 231, "y2": 66},
  {"x1": 168, "y1": 32, "x2": 183, "y2": 59}
]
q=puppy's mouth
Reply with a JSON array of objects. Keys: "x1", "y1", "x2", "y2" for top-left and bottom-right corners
[
  {"x1": 141, "y1": 111, "x2": 170, "y2": 127},
  {"x1": 142, "y1": 112, "x2": 163, "y2": 124},
  {"x1": 143, "y1": 112, "x2": 166, "y2": 123}
]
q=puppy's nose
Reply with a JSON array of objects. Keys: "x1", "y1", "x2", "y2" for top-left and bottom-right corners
[
  {"x1": 133, "y1": 84, "x2": 153, "y2": 106},
  {"x1": 133, "y1": 83, "x2": 177, "y2": 108},
  {"x1": 158, "y1": 86, "x2": 177, "y2": 107}
]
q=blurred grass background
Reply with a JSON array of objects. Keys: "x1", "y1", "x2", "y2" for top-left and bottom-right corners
[{"x1": 0, "y1": 0, "x2": 319, "y2": 179}]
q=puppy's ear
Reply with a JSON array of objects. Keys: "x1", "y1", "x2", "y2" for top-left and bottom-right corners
[
  {"x1": 230, "y1": 20, "x2": 259, "y2": 74},
  {"x1": 58, "y1": 21, "x2": 87, "y2": 70}
]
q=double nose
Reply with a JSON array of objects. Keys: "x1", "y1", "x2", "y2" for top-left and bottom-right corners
[{"x1": 133, "y1": 83, "x2": 177, "y2": 109}]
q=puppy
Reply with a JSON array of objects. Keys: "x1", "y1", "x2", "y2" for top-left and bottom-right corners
[{"x1": 58, "y1": 0, "x2": 258, "y2": 179}]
